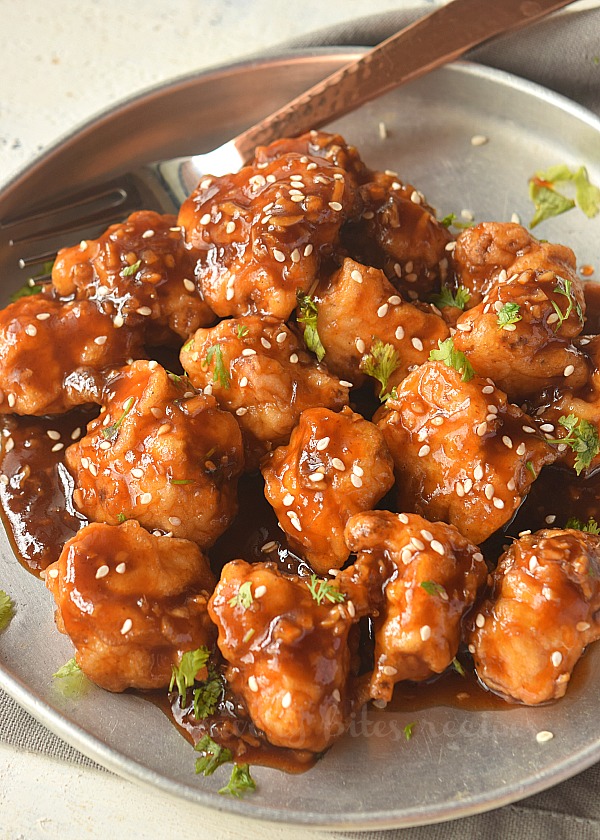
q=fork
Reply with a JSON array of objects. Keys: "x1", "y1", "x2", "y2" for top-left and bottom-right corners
[{"x1": 1, "y1": 0, "x2": 575, "y2": 282}]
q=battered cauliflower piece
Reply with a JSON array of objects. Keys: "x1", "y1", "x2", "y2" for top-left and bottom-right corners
[
  {"x1": 451, "y1": 221, "x2": 582, "y2": 309},
  {"x1": 343, "y1": 170, "x2": 453, "y2": 300},
  {"x1": 52, "y1": 210, "x2": 215, "y2": 343},
  {"x1": 377, "y1": 360, "x2": 557, "y2": 544},
  {"x1": 180, "y1": 316, "x2": 348, "y2": 469},
  {"x1": 304, "y1": 257, "x2": 449, "y2": 389},
  {"x1": 208, "y1": 559, "x2": 358, "y2": 752},
  {"x1": 0, "y1": 294, "x2": 144, "y2": 416},
  {"x1": 342, "y1": 510, "x2": 486, "y2": 702},
  {"x1": 178, "y1": 136, "x2": 360, "y2": 320},
  {"x1": 453, "y1": 268, "x2": 589, "y2": 402},
  {"x1": 65, "y1": 360, "x2": 243, "y2": 547},
  {"x1": 468, "y1": 528, "x2": 600, "y2": 704},
  {"x1": 262, "y1": 406, "x2": 395, "y2": 574},
  {"x1": 45, "y1": 520, "x2": 216, "y2": 692}
]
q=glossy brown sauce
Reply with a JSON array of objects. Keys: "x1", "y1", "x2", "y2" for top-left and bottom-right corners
[{"x1": 2, "y1": 411, "x2": 600, "y2": 772}]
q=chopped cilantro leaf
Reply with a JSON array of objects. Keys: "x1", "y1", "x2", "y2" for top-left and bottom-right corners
[
  {"x1": 100, "y1": 396, "x2": 135, "y2": 441},
  {"x1": 169, "y1": 646, "x2": 210, "y2": 705},
  {"x1": 551, "y1": 276, "x2": 584, "y2": 331},
  {"x1": 228, "y1": 581, "x2": 253, "y2": 609},
  {"x1": 452, "y1": 657, "x2": 466, "y2": 677},
  {"x1": 431, "y1": 285, "x2": 471, "y2": 310},
  {"x1": 182, "y1": 337, "x2": 195, "y2": 352},
  {"x1": 116, "y1": 513, "x2": 127, "y2": 524},
  {"x1": 549, "y1": 414, "x2": 600, "y2": 475},
  {"x1": 306, "y1": 574, "x2": 345, "y2": 606},
  {"x1": 438, "y1": 213, "x2": 475, "y2": 230},
  {"x1": 121, "y1": 259, "x2": 142, "y2": 277},
  {"x1": 192, "y1": 670, "x2": 222, "y2": 719},
  {"x1": 52, "y1": 658, "x2": 89, "y2": 698},
  {"x1": 526, "y1": 461, "x2": 537, "y2": 479},
  {"x1": 359, "y1": 339, "x2": 400, "y2": 402},
  {"x1": 297, "y1": 293, "x2": 325, "y2": 362},
  {"x1": 528, "y1": 165, "x2": 600, "y2": 227},
  {"x1": 0, "y1": 590, "x2": 15, "y2": 631},
  {"x1": 497, "y1": 302, "x2": 522, "y2": 329},
  {"x1": 10, "y1": 282, "x2": 43, "y2": 302},
  {"x1": 194, "y1": 734, "x2": 233, "y2": 776},
  {"x1": 429, "y1": 338, "x2": 474, "y2": 382},
  {"x1": 236, "y1": 324, "x2": 249, "y2": 339},
  {"x1": 566, "y1": 516, "x2": 600, "y2": 535},
  {"x1": 420, "y1": 580, "x2": 448, "y2": 599},
  {"x1": 403, "y1": 722, "x2": 415, "y2": 741},
  {"x1": 205, "y1": 345, "x2": 230, "y2": 389},
  {"x1": 219, "y1": 763, "x2": 256, "y2": 798}
]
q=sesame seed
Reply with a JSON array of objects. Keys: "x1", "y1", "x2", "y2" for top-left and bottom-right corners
[
  {"x1": 332, "y1": 458, "x2": 345, "y2": 471},
  {"x1": 95, "y1": 565, "x2": 110, "y2": 579},
  {"x1": 282, "y1": 493, "x2": 294, "y2": 506},
  {"x1": 287, "y1": 512, "x2": 302, "y2": 532},
  {"x1": 475, "y1": 613, "x2": 485, "y2": 628},
  {"x1": 226, "y1": 221, "x2": 236, "y2": 234},
  {"x1": 242, "y1": 348, "x2": 257, "y2": 356},
  {"x1": 476, "y1": 422, "x2": 488, "y2": 437},
  {"x1": 486, "y1": 414, "x2": 496, "y2": 423},
  {"x1": 282, "y1": 691, "x2": 292, "y2": 708},
  {"x1": 456, "y1": 322, "x2": 472, "y2": 332},
  {"x1": 507, "y1": 478, "x2": 516, "y2": 491},
  {"x1": 516, "y1": 443, "x2": 526, "y2": 456},
  {"x1": 456, "y1": 482, "x2": 465, "y2": 498},
  {"x1": 431, "y1": 416, "x2": 444, "y2": 426},
  {"x1": 25, "y1": 324, "x2": 37, "y2": 337},
  {"x1": 393, "y1": 263, "x2": 402, "y2": 277},
  {"x1": 140, "y1": 493, "x2": 152, "y2": 505},
  {"x1": 131, "y1": 468, "x2": 144, "y2": 479},
  {"x1": 350, "y1": 474, "x2": 363, "y2": 488},
  {"x1": 388, "y1": 295, "x2": 401, "y2": 306},
  {"x1": 381, "y1": 664, "x2": 397, "y2": 677},
  {"x1": 347, "y1": 600, "x2": 356, "y2": 618},
  {"x1": 136, "y1": 307, "x2": 152, "y2": 317},
  {"x1": 577, "y1": 621, "x2": 591, "y2": 631},
  {"x1": 273, "y1": 249, "x2": 286, "y2": 263},
  {"x1": 276, "y1": 332, "x2": 287, "y2": 344},
  {"x1": 463, "y1": 478, "x2": 473, "y2": 493},
  {"x1": 522, "y1": 425, "x2": 535, "y2": 434},
  {"x1": 46, "y1": 429, "x2": 61, "y2": 441},
  {"x1": 502, "y1": 436, "x2": 513, "y2": 449},
  {"x1": 493, "y1": 497, "x2": 505, "y2": 509},
  {"x1": 564, "y1": 364, "x2": 575, "y2": 377},
  {"x1": 536, "y1": 731, "x2": 554, "y2": 743},
  {"x1": 290, "y1": 194, "x2": 305, "y2": 203},
  {"x1": 169, "y1": 516, "x2": 181, "y2": 527},
  {"x1": 545, "y1": 515, "x2": 556, "y2": 524},
  {"x1": 120, "y1": 619, "x2": 133, "y2": 635},
  {"x1": 401, "y1": 548, "x2": 412, "y2": 565},
  {"x1": 254, "y1": 585, "x2": 267, "y2": 598},
  {"x1": 248, "y1": 676, "x2": 259, "y2": 692},
  {"x1": 529, "y1": 556, "x2": 539, "y2": 571},
  {"x1": 411, "y1": 537, "x2": 425, "y2": 551},
  {"x1": 308, "y1": 472, "x2": 325, "y2": 482},
  {"x1": 113, "y1": 314, "x2": 124, "y2": 328},
  {"x1": 482, "y1": 385, "x2": 494, "y2": 395},
  {"x1": 431, "y1": 539, "x2": 445, "y2": 556},
  {"x1": 418, "y1": 444, "x2": 430, "y2": 457},
  {"x1": 410, "y1": 191, "x2": 421, "y2": 205},
  {"x1": 89, "y1": 463, "x2": 98, "y2": 477},
  {"x1": 304, "y1": 244, "x2": 313, "y2": 257},
  {"x1": 356, "y1": 338, "x2": 366, "y2": 354},
  {"x1": 551, "y1": 651, "x2": 563, "y2": 667},
  {"x1": 47, "y1": 568, "x2": 59, "y2": 579},
  {"x1": 353, "y1": 465, "x2": 364, "y2": 477},
  {"x1": 200, "y1": 213, "x2": 211, "y2": 225},
  {"x1": 260, "y1": 337, "x2": 272, "y2": 349},
  {"x1": 395, "y1": 326, "x2": 405, "y2": 340},
  {"x1": 36, "y1": 312, "x2": 51, "y2": 321},
  {"x1": 235, "y1": 407, "x2": 248, "y2": 416},
  {"x1": 200, "y1": 179, "x2": 212, "y2": 189},
  {"x1": 445, "y1": 241, "x2": 457, "y2": 252},
  {"x1": 471, "y1": 134, "x2": 488, "y2": 146},
  {"x1": 141, "y1": 229, "x2": 155, "y2": 238},
  {"x1": 115, "y1": 563, "x2": 126, "y2": 574},
  {"x1": 503, "y1": 324, "x2": 517, "y2": 332},
  {"x1": 329, "y1": 201, "x2": 343, "y2": 211},
  {"x1": 540, "y1": 423, "x2": 554, "y2": 432},
  {"x1": 411, "y1": 337, "x2": 424, "y2": 351},
  {"x1": 474, "y1": 465, "x2": 484, "y2": 481},
  {"x1": 98, "y1": 441, "x2": 110, "y2": 451},
  {"x1": 420, "y1": 625, "x2": 431, "y2": 641},
  {"x1": 339, "y1": 380, "x2": 353, "y2": 388},
  {"x1": 484, "y1": 484, "x2": 495, "y2": 500},
  {"x1": 547, "y1": 312, "x2": 559, "y2": 325},
  {"x1": 157, "y1": 423, "x2": 171, "y2": 436},
  {"x1": 289, "y1": 353, "x2": 299, "y2": 364},
  {"x1": 291, "y1": 248, "x2": 301, "y2": 263},
  {"x1": 377, "y1": 303, "x2": 389, "y2": 318},
  {"x1": 94, "y1": 335, "x2": 107, "y2": 346},
  {"x1": 398, "y1": 513, "x2": 409, "y2": 524}
]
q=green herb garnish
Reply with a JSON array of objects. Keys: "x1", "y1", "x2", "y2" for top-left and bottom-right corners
[
  {"x1": 297, "y1": 293, "x2": 325, "y2": 362},
  {"x1": 228, "y1": 581, "x2": 253, "y2": 609},
  {"x1": 169, "y1": 646, "x2": 210, "y2": 705},
  {"x1": 526, "y1": 461, "x2": 537, "y2": 479},
  {"x1": 100, "y1": 396, "x2": 135, "y2": 441},
  {"x1": 192, "y1": 670, "x2": 222, "y2": 719},
  {"x1": 205, "y1": 345, "x2": 230, "y2": 389},
  {"x1": 10, "y1": 259, "x2": 55, "y2": 302},
  {"x1": 306, "y1": 574, "x2": 346, "y2": 606},
  {"x1": 236, "y1": 324, "x2": 249, "y2": 339},
  {"x1": 547, "y1": 414, "x2": 600, "y2": 475},
  {"x1": 438, "y1": 213, "x2": 475, "y2": 230},
  {"x1": 550, "y1": 276, "x2": 584, "y2": 331},
  {"x1": 52, "y1": 658, "x2": 89, "y2": 698},
  {"x1": 116, "y1": 513, "x2": 127, "y2": 524},
  {"x1": 169, "y1": 478, "x2": 196, "y2": 485},
  {"x1": 420, "y1": 581, "x2": 448, "y2": 599},
  {"x1": 565, "y1": 516, "x2": 600, "y2": 535},
  {"x1": 452, "y1": 657, "x2": 466, "y2": 677},
  {"x1": 182, "y1": 337, "x2": 194, "y2": 351},
  {"x1": 528, "y1": 164, "x2": 600, "y2": 228},
  {"x1": 431, "y1": 285, "x2": 471, "y2": 310},
  {"x1": 403, "y1": 722, "x2": 415, "y2": 741},
  {"x1": 194, "y1": 734, "x2": 233, "y2": 776},
  {"x1": 497, "y1": 302, "x2": 522, "y2": 329},
  {"x1": 0, "y1": 590, "x2": 15, "y2": 631},
  {"x1": 121, "y1": 259, "x2": 142, "y2": 277},
  {"x1": 429, "y1": 338, "x2": 474, "y2": 382},
  {"x1": 219, "y1": 763, "x2": 256, "y2": 798},
  {"x1": 360, "y1": 339, "x2": 400, "y2": 402}
]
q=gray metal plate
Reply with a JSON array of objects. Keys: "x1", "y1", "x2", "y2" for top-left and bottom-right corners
[{"x1": 1, "y1": 52, "x2": 600, "y2": 830}]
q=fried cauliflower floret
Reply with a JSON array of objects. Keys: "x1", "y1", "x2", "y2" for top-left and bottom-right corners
[
  {"x1": 45, "y1": 520, "x2": 216, "y2": 692},
  {"x1": 451, "y1": 221, "x2": 582, "y2": 310},
  {"x1": 304, "y1": 257, "x2": 449, "y2": 389},
  {"x1": 178, "y1": 138, "x2": 360, "y2": 320},
  {"x1": 342, "y1": 511, "x2": 486, "y2": 702},
  {"x1": 342, "y1": 170, "x2": 453, "y2": 300},
  {"x1": 262, "y1": 406, "x2": 395, "y2": 574},
  {"x1": 468, "y1": 528, "x2": 600, "y2": 705},
  {"x1": 52, "y1": 210, "x2": 215, "y2": 343},
  {"x1": 0, "y1": 294, "x2": 144, "y2": 416},
  {"x1": 180, "y1": 316, "x2": 348, "y2": 469},
  {"x1": 453, "y1": 268, "x2": 589, "y2": 402},
  {"x1": 65, "y1": 360, "x2": 243, "y2": 547},
  {"x1": 377, "y1": 360, "x2": 557, "y2": 544},
  {"x1": 208, "y1": 559, "x2": 358, "y2": 752}
]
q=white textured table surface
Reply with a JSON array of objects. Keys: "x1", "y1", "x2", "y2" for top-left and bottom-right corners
[{"x1": 0, "y1": 2, "x2": 397, "y2": 838}]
